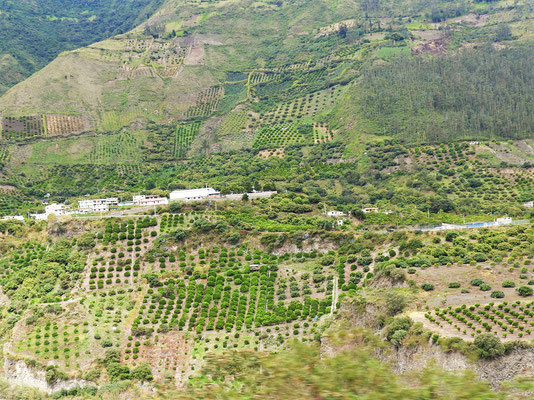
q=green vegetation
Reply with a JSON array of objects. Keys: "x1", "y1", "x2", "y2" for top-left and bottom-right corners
[
  {"x1": 0, "y1": 0, "x2": 164, "y2": 94},
  {"x1": 0, "y1": 0, "x2": 531, "y2": 397}
]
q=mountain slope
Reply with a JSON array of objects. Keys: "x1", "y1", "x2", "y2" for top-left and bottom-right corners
[
  {"x1": 0, "y1": 0, "x2": 164, "y2": 95},
  {"x1": 0, "y1": 0, "x2": 532, "y2": 213}
]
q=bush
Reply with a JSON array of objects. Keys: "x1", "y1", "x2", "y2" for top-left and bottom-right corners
[
  {"x1": 390, "y1": 329, "x2": 407, "y2": 346},
  {"x1": 474, "y1": 334, "x2": 505, "y2": 359},
  {"x1": 517, "y1": 286, "x2": 533, "y2": 297},
  {"x1": 490, "y1": 291, "x2": 505, "y2": 299},
  {"x1": 421, "y1": 283, "x2": 434, "y2": 291},
  {"x1": 470, "y1": 279, "x2": 484, "y2": 287},
  {"x1": 448, "y1": 282, "x2": 460, "y2": 288},
  {"x1": 172, "y1": 229, "x2": 188, "y2": 242},
  {"x1": 386, "y1": 316, "x2": 413, "y2": 341},
  {"x1": 131, "y1": 363, "x2": 153, "y2": 381},
  {"x1": 502, "y1": 280, "x2": 515, "y2": 288},
  {"x1": 479, "y1": 283, "x2": 491, "y2": 291}
]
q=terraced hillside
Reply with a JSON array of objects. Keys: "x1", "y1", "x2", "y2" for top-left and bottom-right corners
[
  {"x1": 0, "y1": 197, "x2": 533, "y2": 397},
  {"x1": 1, "y1": 0, "x2": 532, "y2": 151}
]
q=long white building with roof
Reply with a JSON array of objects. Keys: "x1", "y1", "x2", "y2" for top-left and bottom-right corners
[{"x1": 169, "y1": 188, "x2": 220, "y2": 202}]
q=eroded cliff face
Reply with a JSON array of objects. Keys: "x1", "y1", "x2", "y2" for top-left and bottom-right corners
[{"x1": 3, "y1": 357, "x2": 94, "y2": 394}]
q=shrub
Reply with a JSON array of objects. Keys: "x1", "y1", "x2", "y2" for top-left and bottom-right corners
[
  {"x1": 502, "y1": 280, "x2": 516, "y2": 288},
  {"x1": 131, "y1": 363, "x2": 153, "y2": 381},
  {"x1": 390, "y1": 329, "x2": 407, "y2": 346},
  {"x1": 448, "y1": 282, "x2": 461, "y2": 288},
  {"x1": 474, "y1": 334, "x2": 505, "y2": 359},
  {"x1": 421, "y1": 283, "x2": 434, "y2": 291},
  {"x1": 479, "y1": 284, "x2": 491, "y2": 291},
  {"x1": 386, "y1": 316, "x2": 413, "y2": 341},
  {"x1": 517, "y1": 286, "x2": 533, "y2": 297},
  {"x1": 471, "y1": 279, "x2": 484, "y2": 287},
  {"x1": 490, "y1": 291, "x2": 505, "y2": 299}
]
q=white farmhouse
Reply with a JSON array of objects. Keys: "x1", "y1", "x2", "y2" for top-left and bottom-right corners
[
  {"x1": 326, "y1": 210, "x2": 345, "y2": 218},
  {"x1": 362, "y1": 207, "x2": 379, "y2": 213},
  {"x1": 133, "y1": 195, "x2": 169, "y2": 206},
  {"x1": 523, "y1": 201, "x2": 533, "y2": 208},
  {"x1": 45, "y1": 203, "x2": 69, "y2": 216},
  {"x1": 78, "y1": 198, "x2": 119, "y2": 213},
  {"x1": 1, "y1": 215, "x2": 24, "y2": 222},
  {"x1": 496, "y1": 217, "x2": 513, "y2": 226},
  {"x1": 169, "y1": 187, "x2": 220, "y2": 202}
]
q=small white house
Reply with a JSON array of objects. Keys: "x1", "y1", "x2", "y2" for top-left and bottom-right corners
[
  {"x1": 496, "y1": 217, "x2": 513, "y2": 226},
  {"x1": 169, "y1": 187, "x2": 220, "y2": 202},
  {"x1": 326, "y1": 210, "x2": 345, "y2": 218},
  {"x1": 523, "y1": 201, "x2": 533, "y2": 208},
  {"x1": 133, "y1": 195, "x2": 169, "y2": 206}
]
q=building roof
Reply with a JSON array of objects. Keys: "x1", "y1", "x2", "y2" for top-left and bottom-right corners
[{"x1": 170, "y1": 188, "x2": 219, "y2": 198}]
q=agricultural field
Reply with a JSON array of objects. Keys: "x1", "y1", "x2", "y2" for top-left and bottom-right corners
[
  {"x1": 185, "y1": 87, "x2": 225, "y2": 119},
  {"x1": 0, "y1": 195, "x2": 22, "y2": 216},
  {"x1": 258, "y1": 87, "x2": 342, "y2": 126},
  {"x1": 118, "y1": 65, "x2": 154, "y2": 79},
  {"x1": 0, "y1": 116, "x2": 45, "y2": 140},
  {"x1": 100, "y1": 109, "x2": 154, "y2": 132},
  {"x1": 87, "y1": 132, "x2": 142, "y2": 164},
  {"x1": 313, "y1": 122, "x2": 333, "y2": 144},
  {"x1": 174, "y1": 122, "x2": 201, "y2": 159},
  {"x1": 216, "y1": 111, "x2": 249, "y2": 137},
  {"x1": 0, "y1": 145, "x2": 10, "y2": 163},
  {"x1": 253, "y1": 124, "x2": 310, "y2": 148},
  {"x1": 421, "y1": 300, "x2": 534, "y2": 341},
  {"x1": 45, "y1": 115, "x2": 88, "y2": 136},
  {"x1": 259, "y1": 148, "x2": 285, "y2": 159}
]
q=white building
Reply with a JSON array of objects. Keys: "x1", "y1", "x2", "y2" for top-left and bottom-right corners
[
  {"x1": 78, "y1": 198, "x2": 118, "y2": 213},
  {"x1": 496, "y1": 217, "x2": 513, "y2": 226},
  {"x1": 523, "y1": 201, "x2": 533, "y2": 208},
  {"x1": 1, "y1": 215, "x2": 24, "y2": 222},
  {"x1": 133, "y1": 195, "x2": 169, "y2": 206},
  {"x1": 31, "y1": 203, "x2": 70, "y2": 220},
  {"x1": 169, "y1": 187, "x2": 220, "y2": 202},
  {"x1": 45, "y1": 203, "x2": 69, "y2": 216},
  {"x1": 326, "y1": 210, "x2": 345, "y2": 218}
]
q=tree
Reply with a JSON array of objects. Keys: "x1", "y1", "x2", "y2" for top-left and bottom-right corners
[
  {"x1": 338, "y1": 23, "x2": 348, "y2": 38},
  {"x1": 77, "y1": 232, "x2": 95, "y2": 249},
  {"x1": 242, "y1": 193, "x2": 249, "y2": 202},
  {"x1": 169, "y1": 202, "x2": 182, "y2": 213},
  {"x1": 172, "y1": 229, "x2": 188, "y2": 242},
  {"x1": 494, "y1": 24, "x2": 512, "y2": 42},
  {"x1": 385, "y1": 292, "x2": 406, "y2": 316},
  {"x1": 474, "y1": 334, "x2": 504, "y2": 359}
]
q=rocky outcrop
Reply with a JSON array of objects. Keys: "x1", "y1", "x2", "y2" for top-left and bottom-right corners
[
  {"x1": 322, "y1": 299, "x2": 534, "y2": 389},
  {"x1": 385, "y1": 343, "x2": 534, "y2": 388},
  {"x1": 3, "y1": 357, "x2": 95, "y2": 394}
]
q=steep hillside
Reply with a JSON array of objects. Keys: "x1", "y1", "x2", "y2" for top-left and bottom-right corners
[
  {"x1": 0, "y1": 0, "x2": 530, "y2": 219},
  {"x1": 1, "y1": 0, "x2": 532, "y2": 145},
  {"x1": 0, "y1": 0, "x2": 164, "y2": 94}
]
